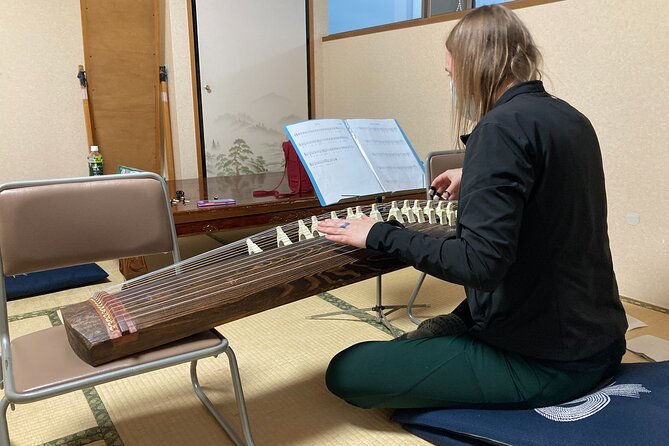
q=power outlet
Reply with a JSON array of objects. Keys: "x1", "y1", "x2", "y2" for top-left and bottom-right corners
[{"x1": 625, "y1": 212, "x2": 640, "y2": 225}]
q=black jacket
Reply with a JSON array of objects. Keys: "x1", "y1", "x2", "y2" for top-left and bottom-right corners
[{"x1": 367, "y1": 81, "x2": 627, "y2": 363}]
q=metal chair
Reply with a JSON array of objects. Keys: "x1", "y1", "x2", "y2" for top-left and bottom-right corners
[
  {"x1": 406, "y1": 150, "x2": 465, "y2": 325},
  {"x1": 0, "y1": 173, "x2": 255, "y2": 446}
]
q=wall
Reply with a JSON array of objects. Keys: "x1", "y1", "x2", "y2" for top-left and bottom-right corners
[
  {"x1": 320, "y1": 0, "x2": 669, "y2": 307},
  {"x1": 0, "y1": 1, "x2": 88, "y2": 181},
  {"x1": 162, "y1": 0, "x2": 199, "y2": 179},
  {"x1": 310, "y1": 0, "x2": 328, "y2": 119}
]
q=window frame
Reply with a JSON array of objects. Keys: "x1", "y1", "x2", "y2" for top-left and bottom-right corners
[{"x1": 323, "y1": 0, "x2": 562, "y2": 42}]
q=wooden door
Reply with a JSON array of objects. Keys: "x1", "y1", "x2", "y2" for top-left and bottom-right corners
[{"x1": 80, "y1": 0, "x2": 161, "y2": 174}]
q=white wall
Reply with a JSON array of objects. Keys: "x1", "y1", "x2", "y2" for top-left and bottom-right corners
[
  {"x1": 162, "y1": 0, "x2": 200, "y2": 179},
  {"x1": 0, "y1": 1, "x2": 88, "y2": 182}
]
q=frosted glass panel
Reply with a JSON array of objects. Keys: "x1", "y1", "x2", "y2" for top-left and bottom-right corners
[{"x1": 194, "y1": 0, "x2": 309, "y2": 177}]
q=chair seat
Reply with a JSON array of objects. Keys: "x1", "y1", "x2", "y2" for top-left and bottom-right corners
[{"x1": 10, "y1": 325, "x2": 226, "y2": 394}]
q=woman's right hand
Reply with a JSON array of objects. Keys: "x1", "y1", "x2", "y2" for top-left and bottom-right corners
[{"x1": 430, "y1": 168, "x2": 462, "y2": 200}]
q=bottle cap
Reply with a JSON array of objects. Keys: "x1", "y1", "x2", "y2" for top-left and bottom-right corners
[{"x1": 91, "y1": 145, "x2": 99, "y2": 152}]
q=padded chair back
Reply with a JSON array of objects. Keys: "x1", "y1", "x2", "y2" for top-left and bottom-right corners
[
  {"x1": 425, "y1": 150, "x2": 466, "y2": 187},
  {"x1": 0, "y1": 173, "x2": 179, "y2": 276}
]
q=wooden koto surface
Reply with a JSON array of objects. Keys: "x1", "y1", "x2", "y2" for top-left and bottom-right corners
[{"x1": 62, "y1": 201, "x2": 457, "y2": 365}]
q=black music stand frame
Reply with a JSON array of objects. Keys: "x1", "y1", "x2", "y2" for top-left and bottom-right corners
[
  {"x1": 308, "y1": 275, "x2": 429, "y2": 337},
  {"x1": 306, "y1": 192, "x2": 428, "y2": 337}
]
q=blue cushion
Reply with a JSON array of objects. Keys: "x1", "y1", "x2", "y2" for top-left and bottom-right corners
[
  {"x1": 392, "y1": 361, "x2": 669, "y2": 446},
  {"x1": 4, "y1": 264, "x2": 109, "y2": 300}
]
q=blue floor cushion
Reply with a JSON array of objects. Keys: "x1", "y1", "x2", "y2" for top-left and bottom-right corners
[
  {"x1": 4, "y1": 264, "x2": 108, "y2": 300},
  {"x1": 392, "y1": 361, "x2": 669, "y2": 446}
]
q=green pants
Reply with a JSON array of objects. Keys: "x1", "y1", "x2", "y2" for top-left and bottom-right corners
[{"x1": 325, "y1": 334, "x2": 614, "y2": 409}]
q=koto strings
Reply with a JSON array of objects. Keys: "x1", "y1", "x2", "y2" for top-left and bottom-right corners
[{"x1": 91, "y1": 202, "x2": 403, "y2": 327}]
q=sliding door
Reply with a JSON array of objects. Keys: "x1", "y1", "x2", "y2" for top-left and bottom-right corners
[{"x1": 192, "y1": 0, "x2": 310, "y2": 177}]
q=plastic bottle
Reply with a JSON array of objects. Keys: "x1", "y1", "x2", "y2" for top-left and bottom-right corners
[{"x1": 87, "y1": 145, "x2": 104, "y2": 176}]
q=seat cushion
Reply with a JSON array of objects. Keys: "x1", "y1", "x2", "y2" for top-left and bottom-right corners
[
  {"x1": 9, "y1": 325, "x2": 226, "y2": 394},
  {"x1": 392, "y1": 361, "x2": 669, "y2": 446},
  {"x1": 4, "y1": 264, "x2": 108, "y2": 300}
]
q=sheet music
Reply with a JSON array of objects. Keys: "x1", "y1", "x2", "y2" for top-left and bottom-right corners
[
  {"x1": 345, "y1": 119, "x2": 424, "y2": 192},
  {"x1": 627, "y1": 335, "x2": 669, "y2": 361},
  {"x1": 626, "y1": 314, "x2": 648, "y2": 331},
  {"x1": 285, "y1": 119, "x2": 384, "y2": 205}
]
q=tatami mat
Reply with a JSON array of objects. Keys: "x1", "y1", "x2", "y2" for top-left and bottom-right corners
[
  {"x1": 4, "y1": 258, "x2": 666, "y2": 445},
  {"x1": 5, "y1": 261, "x2": 431, "y2": 445}
]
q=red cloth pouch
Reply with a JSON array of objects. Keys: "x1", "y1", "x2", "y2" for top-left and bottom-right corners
[
  {"x1": 283, "y1": 140, "x2": 313, "y2": 194},
  {"x1": 253, "y1": 140, "x2": 313, "y2": 198}
]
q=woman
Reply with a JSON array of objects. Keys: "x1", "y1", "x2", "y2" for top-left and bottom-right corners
[{"x1": 317, "y1": 5, "x2": 627, "y2": 410}]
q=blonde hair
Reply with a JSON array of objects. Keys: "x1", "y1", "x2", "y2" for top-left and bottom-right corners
[{"x1": 446, "y1": 5, "x2": 543, "y2": 140}]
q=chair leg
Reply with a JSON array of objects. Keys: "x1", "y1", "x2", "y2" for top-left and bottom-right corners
[
  {"x1": 407, "y1": 271, "x2": 428, "y2": 325},
  {"x1": 224, "y1": 347, "x2": 255, "y2": 445},
  {"x1": 0, "y1": 397, "x2": 11, "y2": 446},
  {"x1": 190, "y1": 351, "x2": 255, "y2": 446}
]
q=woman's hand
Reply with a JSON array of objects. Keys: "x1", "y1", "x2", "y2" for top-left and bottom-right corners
[
  {"x1": 316, "y1": 215, "x2": 378, "y2": 249},
  {"x1": 430, "y1": 168, "x2": 463, "y2": 200}
]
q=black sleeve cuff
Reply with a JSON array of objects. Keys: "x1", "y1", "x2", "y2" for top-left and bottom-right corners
[{"x1": 366, "y1": 220, "x2": 405, "y2": 250}]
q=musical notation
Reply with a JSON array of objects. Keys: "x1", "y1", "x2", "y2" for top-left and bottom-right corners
[{"x1": 285, "y1": 119, "x2": 424, "y2": 205}]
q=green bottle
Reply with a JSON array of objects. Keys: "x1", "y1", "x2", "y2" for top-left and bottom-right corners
[{"x1": 87, "y1": 145, "x2": 104, "y2": 176}]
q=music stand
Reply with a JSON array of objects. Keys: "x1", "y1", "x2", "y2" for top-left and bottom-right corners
[
  {"x1": 307, "y1": 191, "x2": 429, "y2": 337},
  {"x1": 308, "y1": 276, "x2": 429, "y2": 337}
]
